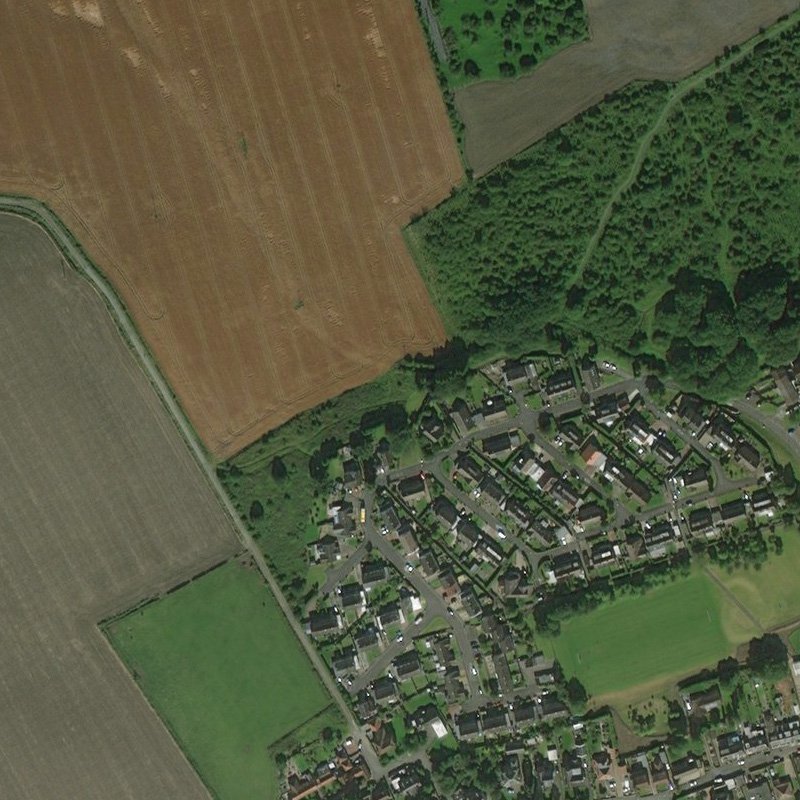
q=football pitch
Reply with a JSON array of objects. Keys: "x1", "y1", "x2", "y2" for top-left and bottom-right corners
[{"x1": 107, "y1": 560, "x2": 337, "y2": 800}]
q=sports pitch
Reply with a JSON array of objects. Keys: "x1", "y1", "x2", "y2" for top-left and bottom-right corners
[{"x1": 107, "y1": 560, "x2": 337, "y2": 800}]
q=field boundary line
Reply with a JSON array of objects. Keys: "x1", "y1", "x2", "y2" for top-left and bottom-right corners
[
  {"x1": 0, "y1": 195, "x2": 384, "y2": 777},
  {"x1": 702, "y1": 565, "x2": 765, "y2": 634}
]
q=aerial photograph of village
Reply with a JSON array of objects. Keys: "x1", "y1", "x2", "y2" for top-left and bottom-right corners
[{"x1": 0, "y1": 1, "x2": 799, "y2": 799}]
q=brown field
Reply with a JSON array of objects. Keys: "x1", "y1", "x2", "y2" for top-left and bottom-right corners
[
  {"x1": 0, "y1": 213, "x2": 239, "y2": 798},
  {"x1": 456, "y1": 0, "x2": 799, "y2": 174},
  {"x1": 0, "y1": 0, "x2": 462, "y2": 459}
]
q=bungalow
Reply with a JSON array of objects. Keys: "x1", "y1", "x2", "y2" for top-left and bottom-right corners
[
  {"x1": 396, "y1": 475, "x2": 427, "y2": 504},
  {"x1": 735, "y1": 439, "x2": 761, "y2": 470},
  {"x1": 576, "y1": 502, "x2": 605, "y2": 527},
  {"x1": 681, "y1": 466, "x2": 710, "y2": 491},
  {"x1": 371, "y1": 675, "x2": 398, "y2": 705},
  {"x1": 503, "y1": 359, "x2": 536, "y2": 389},
  {"x1": 396, "y1": 520, "x2": 419, "y2": 556},
  {"x1": 308, "y1": 608, "x2": 342, "y2": 638},
  {"x1": 476, "y1": 473, "x2": 505, "y2": 506},
  {"x1": 432, "y1": 495, "x2": 459, "y2": 530},
  {"x1": 481, "y1": 705, "x2": 511, "y2": 736},
  {"x1": 454, "y1": 452, "x2": 484, "y2": 485},
  {"x1": 339, "y1": 582, "x2": 366, "y2": 610},
  {"x1": 718, "y1": 498, "x2": 748, "y2": 525},
  {"x1": 455, "y1": 711, "x2": 481, "y2": 739},
  {"x1": 392, "y1": 651, "x2": 422, "y2": 681},
  {"x1": 688, "y1": 507, "x2": 715, "y2": 536},
  {"x1": 503, "y1": 496, "x2": 532, "y2": 530},
  {"x1": 545, "y1": 369, "x2": 575, "y2": 399},
  {"x1": 360, "y1": 560, "x2": 388, "y2": 588},
  {"x1": 482, "y1": 431, "x2": 521, "y2": 459}
]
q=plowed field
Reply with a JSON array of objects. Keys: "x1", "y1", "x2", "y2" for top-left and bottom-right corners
[
  {"x1": 0, "y1": 212, "x2": 238, "y2": 798},
  {"x1": 0, "y1": 0, "x2": 461, "y2": 458}
]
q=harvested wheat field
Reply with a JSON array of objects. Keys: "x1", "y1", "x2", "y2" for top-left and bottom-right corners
[
  {"x1": 0, "y1": 0, "x2": 462, "y2": 458},
  {"x1": 457, "y1": 0, "x2": 799, "y2": 174},
  {"x1": 0, "y1": 212, "x2": 239, "y2": 798}
]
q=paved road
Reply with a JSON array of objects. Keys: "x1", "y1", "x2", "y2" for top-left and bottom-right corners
[{"x1": 0, "y1": 198, "x2": 385, "y2": 777}]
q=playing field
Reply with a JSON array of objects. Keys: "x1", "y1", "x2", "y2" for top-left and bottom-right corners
[
  {"x1": 546, "y1": 573, "x2": 757, "y2": 701},
  {"x1": 0, "y1": 0, "x2": 462, "y2": 458},
  {"x1": 107, "y1": 560, "x2": 336, "y2": 800},
  {"x1": 0, "y1": 213, "x2": 238, "y2": 798},
  {"x1": 456, "y1": 0, "x2": 798, "y2": 173}
]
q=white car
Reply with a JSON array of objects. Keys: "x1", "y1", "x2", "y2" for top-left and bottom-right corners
[
  {"x1": 405, "y1": 562, "x2": 414, "y2": 573},
  {"x1": 496, "y1": 526, "x2": 507, "y2": 540}
]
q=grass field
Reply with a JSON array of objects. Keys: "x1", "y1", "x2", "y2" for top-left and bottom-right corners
[
  {"x1": 107, "y1": 560, "x2": 337, "y2": 800},
  {"x1": 710, "y1": 529, "x2": 800, "y2": 631},
  {"x1": 545, "y1": 573, "x2": 756, "y2": 700}
]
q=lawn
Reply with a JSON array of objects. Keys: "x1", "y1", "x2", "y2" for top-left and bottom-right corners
[
  {"x1": 545, "y1": 572, "x2": 754, "y2": 700},
  {"x1": 106, "y1": 560, "x2": 336, "y2": 800},
  {"x1": 709, "y1": 529, "x2": 800, "y2": 630}
]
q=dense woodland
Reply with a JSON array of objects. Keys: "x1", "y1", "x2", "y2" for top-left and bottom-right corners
[{"x1": 410, "y1": 23, "x2": 800, "y2": 399}]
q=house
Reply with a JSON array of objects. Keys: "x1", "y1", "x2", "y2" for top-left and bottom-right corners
[
  {"x1": 512, "y1": 701, "x2": 538, "y2": 729},
  {"x1": 535, "y1": 756, "x2": 556, "y2": 790},
  {"x1": 342, "y1": 458, "x2": 362, "y2": 488},
  {"x1": 432, "y1": 495, "x2": 459, "y2": 529},
  {"x1": 689, "y1": 685, "x2": 722, "y2": 713},
  {"x1": 565, "y1": 750, "x2": 586, "y2": 784},
  {"x1": 577, "y1": 502, "x2": 605, "y2": 527},
  {"x1": 439, "y1": 569, "x2": 460, "y2": 602},
  {"x1": 604, "y1": 459, "x2": 652, "y2": 504},
  {"x1": 743, "y1": 723, "x2": 768, "y2": 754},
  {"x1": 371, "y1": 675, "x2": 398, "y2": 705},
  {"x1": 751, "y1": 488, "x2": 775, "y2": 515},
  {"x1": 626, "y1": 410, "x2": 655, "y2": 448},
  {"x1": 392, "y1": 650, "x2": 422, "y2": 681},
  {"x1": 377, "y1": 497, "x2": 401, "y2": 532},
  {"x1": 540, "y1": 694, "x2": 569, "y2": 720},
  {"x1": 456, "y1": 517, "x2": 482, "y2": 550},
  {"x1": 718, "y1": 498, "x2": 748, "y2": 525},
  {"x1": 460, "y1": 585, "x2": 484, "y2": 619},
  {"x1": 551, "y1": 477, "x2": 580, "y2": 512},
  {"x1": 681, "y1": 466, "x2": 710, "y2": 491},
  {"x1": 735, "y1": 439, "x2": 761, "y2": 470},
  {"x1": 593, "y1": 391, "x2": 628, "y2": 426},
  {"x1": 629, "y1": 760, "x2": 651, "y2": 792},
  {"x1": 551, "y1": 551, "x2": 584, "y2": 582},
  {"x1": 332, "y1": 649, "x2": 359, "y2": 679},
  {"x1": 670, "y1": 754, "x2": 704, "y2": 786},
  {"x1": 654, "y1": 435, "x2": 681, "y2": 465},
  {"x1": 482, "y1": 431, "x2": 521, "y2": 459},
  {"x1": 418, "y1": 548, "x2": 439, "y2": 577},
  {"x1": 377, "y1": 603, "x2": 404, "y2": 630},
  {"x1": 590, "y1": 539, "x2": 616, "y2": 567},
  {"x1": 499, "y1": 567, "x2": 530, "y2": 597},
  {"x1": 454, "y1": 452, "x2": 483, "y2": 485},
  {"x1": 481, "y1": 706, "x2": 510, "y2": 736},
  {"x1": 717, "y1": 730, "x2": 744, "y2": 762},
  {"x1": 535, "y1": 667, "x2": 558, "y2": 686},
  {"x1": 396, "y1": 475, "x2": 427, "y2": 504},
  {"x1": 450, "y1": 399, "x2": 475, "y2": 433},
  {"x1": 370, "y1": 720, "x2": 396, "y2": 757},
  {"x1": 479, "y1": 395, "x2": 508, "y2": 424},
  {"x1": 580, "y1": 437, "x2": 607, "y2": 472},
  {"x1": 773, "y1": 367, "x2": 800, "y2": 410},
  {"x1": 643, "y1": 519, "x2": 676, "y2": 558},
  {"x1": 503, "y1": 359, "x2": 536, "y2": 389},
  {"x1": 396, "y1": 520, "x2": 419, "y2": 556},
  {"x1": 354, "y1": 626, "x2": 380, "y2": 652},
  {"x1": 356, "y1": 690, "x2": 377, "y2": 722},
  {"x1": 626, "y1": 533, "x2": 646, "y2": 560},
  {"x1": 339, "y1": 582, "x2": 365, "y2": 610},
  {"x1": 308, "y1": 609, "x2": 342, "y2": 638},
  {"x1": 709, "y1": 414, "x2": 737, "y2": 451},
  {"x1": 330, "y1": 500, "x2": 355, "y2": 536},
  {"x1": 580, "y1": 360, "x2": 601, "y2": 391},
  {"x1": 676, "y1": 393, "x2": 708, "y2": 433},
  {"x1": 476, "y1": 474, "x2": 505, "y2": 506},
  {"x1": 455, "y1": 711, "x2": 482, "y2": 739},
  {"x1": 503, "y1": 496, "x2": 532, "y2": 529},
  {"x1": 409, "y1": 703, "x2": 439, "y2": 730},
  {"x1": 592, "y1": 751, "x2": 612, "y2": 776},
  {"x1": 770, "y1": 715, "x2": 800, "y2": 746},
  {"x1": 545, "y1": 368, "x2": 575, "y2": 399},
  {"x1": 419, "y1": 414, "x2": 445, "y2": 443},
  {"x1": 361, "y1": 560, "x2": 388, "y2": 588},
  {"x1": 688, "y1": 506, "x2": 715, "y2": 536},
  {"x1": 313, "y1": 534, "x2": 341, "y2": 564}
]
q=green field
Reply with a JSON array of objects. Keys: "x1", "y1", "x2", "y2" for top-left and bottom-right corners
[
  {"x1": 711, "y1": 529, "x2": 800, "y2": 630},
  {"x1": 432, "y1": 0, "x2": 587, "y2": 87},
  {"x1": 545, "y1": 573, "x2": 755, "y2": 700},
  {"x1": 106, "y1": 561, "x2": 337, "y2": 800}
]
